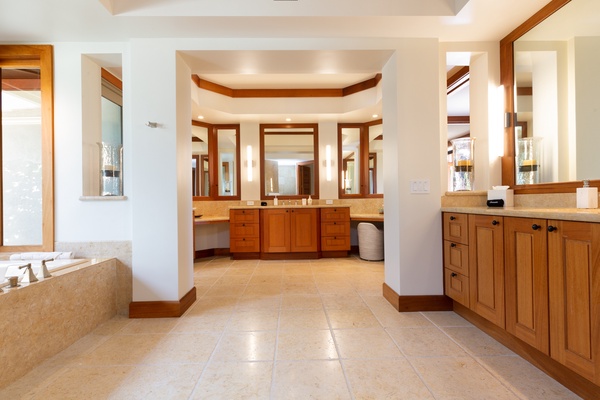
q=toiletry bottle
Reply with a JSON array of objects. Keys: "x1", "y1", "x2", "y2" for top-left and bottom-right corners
[
  {"x1": 274, "y1": 196, "x2": 278, "y2": 206},
  {"x1": 577, "y1": 180, "x2": 598, "y2": 209},
  {"x1": 307, "y1": 195, "x2": 312, "y2": 205}
]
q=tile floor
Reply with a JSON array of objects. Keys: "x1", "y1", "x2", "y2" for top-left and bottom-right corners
[{"x1": 1, "y1": 256, "x2": 581, "y2": 399}]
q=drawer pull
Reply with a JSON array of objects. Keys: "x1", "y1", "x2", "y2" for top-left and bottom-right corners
[
  {"x1": 242, "y1": 223, "x2": 245, "y2": 227},
  {"x1": 451, "y1": 272, "x2": 458, "y2": 278},
  {"x1": 450, "y1": 216, "x2": 456, "y2": 221},
  {"x1": 492, "y1": 220, "x2": 499, "y2": 226},
  {"x1": 450, "y1": 243, "x2": 457, "y2": 248},
  {"x1": 532, "y1": 224, "x2": 540, "y2": 230},
  {"x1": 548, "y1": 225, "x2": 557, "y2": 232}
]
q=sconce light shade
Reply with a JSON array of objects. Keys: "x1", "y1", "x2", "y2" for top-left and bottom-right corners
[
  {"x1": 246, "y1": 145, "x2": 253, "y2": 182},
  {"x1": 326, "y1": 145, "x2": 332, "y2": 181}
]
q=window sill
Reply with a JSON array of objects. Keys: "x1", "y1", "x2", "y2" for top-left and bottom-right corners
[{"x1": 79, "y1": 196, "x2": 128, "y2": 201}]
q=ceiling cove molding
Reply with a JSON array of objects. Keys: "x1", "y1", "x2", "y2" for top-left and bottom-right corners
[{"x1": 192, "y1": 73, "x2": 381, "y2": 99}]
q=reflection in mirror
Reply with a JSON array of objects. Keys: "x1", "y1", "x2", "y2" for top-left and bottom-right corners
[
  {"x1": 340, "y1": 127, "x2": 361, "y2": 195},
  {"x1": 368, "y1": 124, "x2": 383, "y2": 194},
  {"x1": 217, "y1": 128, "x2": 237, "y2": 196},
  {"x1": 505, "y1": 0, "x2": 600, "y2": 188},
  {"x1": 261, "y1": 124, "x2": 318, "y2": 199},
  {"x1": 192, "y1": 124, "x2": 209, "y2": 196}
]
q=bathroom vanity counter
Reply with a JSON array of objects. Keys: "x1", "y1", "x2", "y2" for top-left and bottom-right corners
[
  {"x1": 194, "y1": 216, "x2": 230, "y2": 225},
  {"x1": 441, "y1": 206, "x2": 600, "y2": 223},
  {"x1": 229, "y1": 204, "x2": 350, "y2": 210},
  {"x1": 351, "y1": 213, "x2": 384, "y2": 222}
]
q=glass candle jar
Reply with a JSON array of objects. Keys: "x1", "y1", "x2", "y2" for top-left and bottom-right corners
[
  {"x1": 516, "y1": 137, "x2": 542, "y2": 185},
  {"x1": 451, "y1": 137, "x2": 475, "y2": 191}
]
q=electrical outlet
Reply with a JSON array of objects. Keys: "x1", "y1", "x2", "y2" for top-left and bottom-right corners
[
  {"x1": 325, "y1": 199, "x2": 333, "y2": 205},
  {"x1": 247, "y1": 200, "x2": 254, "y2": 205}
]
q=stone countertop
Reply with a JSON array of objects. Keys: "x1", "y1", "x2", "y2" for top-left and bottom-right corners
[
  {"x1": 229, "y1": 204, "x2": 350, "y2": 209},
  {"x1": 351, "y1": 213, "x2": 384, "y2": 221},
  {"x1": 194, "y1": 216, "x2": 230, "y2": 224},
  {"x1": 441, "y1": 206, "x2": 600, "y2": 223}
]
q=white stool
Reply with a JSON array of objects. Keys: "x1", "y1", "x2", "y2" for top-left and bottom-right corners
[{"x1": 357, "y1": 222, "x2": 384, "y2": 261}]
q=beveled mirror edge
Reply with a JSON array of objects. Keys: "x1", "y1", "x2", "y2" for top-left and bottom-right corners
[{"x1": 500, "y1": 0, "x2": 599, "y2": 193}]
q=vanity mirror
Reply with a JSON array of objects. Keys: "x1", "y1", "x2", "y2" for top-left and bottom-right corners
[
  {"x1": 260, "y1": 124, "x2": 319, "y2": 199},
  {"x1": 501, "y1": 0, "x2": 600, "y2": 192}
]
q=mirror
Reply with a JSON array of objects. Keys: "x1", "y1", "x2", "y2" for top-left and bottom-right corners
[
  {"x1": 192, "y1": 122, "x2": 240, "y2": 199},
  {"x1": 368, "y1": 123, "x2": 383, "y2": 195},
  {"x1": 340, "y1": 126, "x2": 361, "y2": 195},
  {"x1": 261, "y1": 124, "x2": 319, "y2": 199},
  {"x1": 502, "y1": 0, "x2": 600, "y2": 191}
]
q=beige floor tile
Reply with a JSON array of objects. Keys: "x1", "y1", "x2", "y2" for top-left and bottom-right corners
[
  {"x1": 315, "y1": 281, "x2": 356, "y2": 294},
  {"x1": 214, "y1": 274, "x2": 252, "y2": 285},
  {"x1": 333, "y1": 328, "x2": 402, "y2": 359},
  {"x1": 32, "y1": 366, "x2": 134, "y2": 399},
  {"x1": 411, "y1": 357, "x2": 520, "y2": 399},
  {"x1": 443, "y1": 326, "x2": 515, "y2": 356},
  {"x1": 326, "y1": 308, "x2": 381, "y2": 329},
  {"x1": 118, "y1": 317, "x2": 178, "y2": 334},
  {"x1": 187, "y1": 296, "x2": 238, "y2": 314},
  {"x1": 204, "y1": 283, "x2": 247, "y2": 298},
  {"x1": 191, "y1": 361, "x2": 272, "y2": 400},
  {"x1": 109, "y1": 364, "x2": 204, "y2": 400},
  {"x1": 248, "y1": 274, "x2": 283, "y2": 284},
  {"x1": 194, "y1": 285, "x2": 212, "y2": 297},
  {"x1": 422, "y1": 311, "x2": 473, "y2": 327},
  {"x1": 321, "y1": 293, "x2": 368, "y2": 309},
  {"x1": 143, "y1": 332, "x2": 220, "y2": 364},
  {"x1": 282, "y1": 274, "x2": 315, "y2": 284},
  {"x1": 387, "y1": 327, "x2": 467, "y2": 357},
  {"x1": 174, "y1": 313, "x2": 233, "y2": 332},
  {"x1": 279, "y1": 308, "x2": 329, "y2": 330},
  {"x1": 478, "y1": 356, "x2": 581, "y2": 399},
  {"x1": 0, "y1": 363, "x2": 70, "y2": 399},
  {"x1": 91, "y1": 315, "x2": 132, "y2": 336},
  {"x1": 243, "y1": 283, "x2": 282, "y2": 296},
  {"x1": 373, "y1": 310, "x2": 434, "y2": 329},
  {"x1": 44, "y1": 333, "x2": 110, "y2": 367},
  {"x1": 236, "y1": 294, "x2": 281, "y2": 311},
  {"x1": 280, "y1": 294, "x2": 323, "y2": 310},
  {"x1": 78, "y1": 334, "x2": 166, "y2": 365},
  {"x1": 277, "y1": 330, "x2": 338, "y2": 360},
  {"x1": 344, "y1": 358, "x2": 434, "y2": 399},
  {"x1": 212, "y1": 331, "x2": 276, "y2": 361},
  {"x1": 272, "y1": 360, "x2": 351, "y2": 400},
  {"x1": 282, "y1": 282, "x2": 319, "y2": 295},
  {"x1": 226, "y1": 309, "x2": 280, "y2": 331}
]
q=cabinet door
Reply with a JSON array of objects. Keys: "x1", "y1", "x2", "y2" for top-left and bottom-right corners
[
  {"x1": 504, "y1": 217, "x2": 549, "y2": 354},
  {"x1": 469, "y1": 214, "x2": 505, "y2": 328},
  {"x1": 445, "y1": 268, "x2": 469, "y2": 308},
  {"x1": 443, "y1": 212, "x2": 468, "y2": 245},
  {"x1": 549, "y1": 220, "x2": 600, "y2": 384},
  {"x1": 443, "y1": 240, "x2": 469, "y2": 275},
  {"x1": 290, "y1": 208, "x2": 318, "y2": 252},
  {"x1": 261, "y1": 208, "x2": 290, "y2": 253}
]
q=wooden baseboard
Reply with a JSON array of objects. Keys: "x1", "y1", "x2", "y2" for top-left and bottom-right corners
[
  {"x1": 129, "y1": 286, "x2": 197, "y2": 318},
  {"x1": 194, "y1": 248, "x2": 230, "y2": 260},
  {"x1": 382, "y1": 283, "x2": 453, "y2": 312},
  {"x1": 453, "y1": 302, "x2": 600, "y2": 400}
]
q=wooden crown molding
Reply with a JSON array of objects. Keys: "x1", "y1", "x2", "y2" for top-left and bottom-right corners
[{"x1": 192, "y1": 73, "x2": 382, "y2": 98}]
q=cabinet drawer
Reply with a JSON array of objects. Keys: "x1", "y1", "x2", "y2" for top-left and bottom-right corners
[
  {"x1": 443, "y1": 212, "x2": 468, "y2": 245},
  {"x1": 230, "y1": 209, "x2": 259, "y2": 224},
  {"x1": 443, "y1": 240, "x2": 469, "y2": 276},
  {"x1": 230, "y1": 223, "x2": 260, "y2": 238},
  {"x1": 322, "y1": 236, "x2": 350, "y2": 251},
  {"x1": 321, "y1": 221, "x2": 350, "y2": 236},
  {"x1": 444, "y1": 268, "x2": 469, "y2": 308},
  {"x1": 230, "y1": 237, "x2": 260, "y2": 253},
  {"x1": 321, "y1": 208, "x2": 350, "y2": 222}
]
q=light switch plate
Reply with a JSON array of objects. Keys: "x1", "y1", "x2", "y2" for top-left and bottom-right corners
[
  {"x1": 325, "y1": 199, "x2": 333, "y2": 205},
  {"x1": 247, "y1": 200, "x2": 255, "y2": 205},
  {"x1": 410, "y1": 179, "x2": 430, "y2": 194}
]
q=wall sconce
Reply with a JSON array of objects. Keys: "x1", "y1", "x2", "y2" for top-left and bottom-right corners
[
  {"x1": 321, "y1": 145, "x2": 334, "y2": 182},
  {"x1": 246, "y1": 145, "x2": 254, "y2": 182}
]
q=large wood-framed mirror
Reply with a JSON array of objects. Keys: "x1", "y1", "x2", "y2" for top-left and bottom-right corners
[{"x1": 501, "y1": 0, "x2": 600, "y2": 193}]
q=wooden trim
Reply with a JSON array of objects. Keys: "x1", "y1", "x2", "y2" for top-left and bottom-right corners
[
  {"x1": 447, "y1": 66, "x2": 469, "y2": 95},
  {"x1": 129, "y1": 286, "x2": 197, "y2": 318},
  {"x1": 500, "y1": 0, "x2": 573, "y2": 192},
  {"x1": 454, "y1": 302, "x2": 600, "y2": 400},
  {"x1": 192, "y1": 74, "x2": 381, "y2": 98},
  {"x1": 448, "y1": 116, "x2": 470, "y2": 124},
  {"x1": 383, "y1": 283, "x2": 453, "y2": 312},
  {"x1": 101, "y1": 68, "x2": 122, "y2": 91},
  {"x1": 516, "y1": 86, "x2": 532, "y2": 96}
]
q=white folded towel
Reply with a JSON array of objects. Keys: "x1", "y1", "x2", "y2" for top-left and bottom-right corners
[{"x1": 9, "y1": 252, "x2": 74, "y2": 260}]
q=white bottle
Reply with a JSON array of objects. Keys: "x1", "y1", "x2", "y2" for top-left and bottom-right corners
[
  {"x1": 576, "y1": 180, "x2": 598, "y2": 209},
  {"x1": 273, "y1": 196, "x2": 278, "y2": 206},
  {"x1": 307, "y1": 195, "x2": 312, "y2": 205}
]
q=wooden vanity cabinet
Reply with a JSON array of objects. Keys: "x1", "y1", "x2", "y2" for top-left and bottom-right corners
[
  {"x1": 261, "y1": 208, "x2": 319, "y2": 253},
  {"x1": 468, "y1": 214, "x2": 505, "y2": 328},
  {"x1": 548, "y1": 220, "x2": 600, "y2": 384},
  {"x1": 229, "y1": 209, "x2": 260, "y2": 253},
  {"x1": 442, "y1": 213, "x2": 469, "y2": 307},
  {"x1": 321, "y1": 207, "x2": 350, "y2": 252},
  {"x1": 504, "y1": 217, "x2": 549, "y2": 354}
]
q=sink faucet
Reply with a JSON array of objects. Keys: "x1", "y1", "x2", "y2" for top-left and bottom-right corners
[
  {"x1": 19, "y1": 263, "x2": 38, "y2": 283},
  {"x1": 38, "y1": 259, "x2": 53, "y2": 279}
]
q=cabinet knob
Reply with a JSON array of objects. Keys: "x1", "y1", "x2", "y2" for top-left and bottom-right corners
[
  {"x1": 334, "y1": 222, "x2": 337, "y2": 225},
  {"x1": 450, "y1": 216, "x2": 456, "y2": 221},
  {"x1": 532, "y1": 224, "x2": 540, "y2": 230},
  {"x1": 451, "y1": 272, "x2": 458, "y2": 277},
  {"x1": 492, "y1": 220, "x2": 499, "y2": 226},
  {"x1": 548, "y1": 225, "x2": 557, "y2": 232},
  {"x1": 450, "y1": 243, "x2": 456, "y2": 248}
]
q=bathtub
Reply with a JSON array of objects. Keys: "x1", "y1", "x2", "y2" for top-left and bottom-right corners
[{"x1": 0, "y1": 259, "x2": 87, "y2": 283}]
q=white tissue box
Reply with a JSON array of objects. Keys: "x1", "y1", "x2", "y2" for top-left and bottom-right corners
[
  {"x1": 577, "y1": 187, "x2": 598, "y2": 209},
  {"x1": 487, "y1": 189, "x2": 514, "y2": 207}
]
